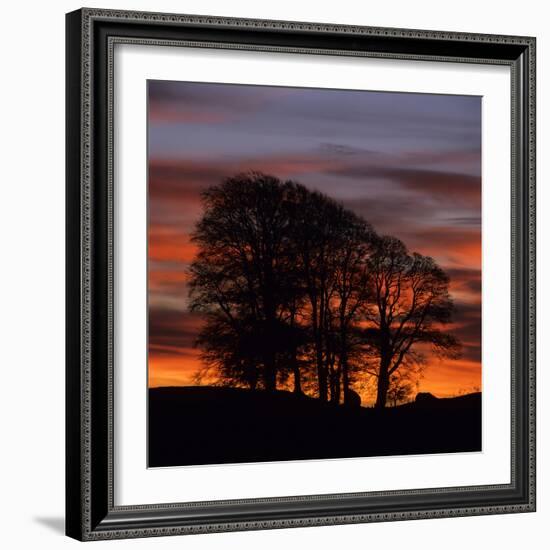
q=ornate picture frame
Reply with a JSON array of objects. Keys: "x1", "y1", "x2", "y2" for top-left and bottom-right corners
[{"x1": 66, "y1": 8, "x2": 536, "y2": 541}]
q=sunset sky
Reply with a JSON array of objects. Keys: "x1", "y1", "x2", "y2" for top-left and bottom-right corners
[{"x1": 147, "y1": 80, "x2": 482, "y2": 401}]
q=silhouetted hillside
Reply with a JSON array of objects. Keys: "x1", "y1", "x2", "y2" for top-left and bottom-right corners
[{"x1": 148, "y1": 386, "x2": 481, "y2": 467}]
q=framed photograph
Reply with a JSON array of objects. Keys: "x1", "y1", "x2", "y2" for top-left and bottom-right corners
[{"x1": 66, "y1": 8, "x2": 536, "y2": 541}]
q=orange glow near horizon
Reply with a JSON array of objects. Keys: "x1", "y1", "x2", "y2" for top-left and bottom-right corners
[
  {"x1": 148, "y1": 352, "x2": 481, "y2": 404},
  {"x1": 148, "y1": 353, "x2": 202, "y2": 388}
]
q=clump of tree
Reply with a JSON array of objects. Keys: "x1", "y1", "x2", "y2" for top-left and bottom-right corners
[{"x1": 188, "y1": 172, "x2": 461, "y2": 408}]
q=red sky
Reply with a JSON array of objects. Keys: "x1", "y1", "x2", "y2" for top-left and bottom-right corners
[{"x1": 147, "y1": 81, "x2": 482, "y2": 402}]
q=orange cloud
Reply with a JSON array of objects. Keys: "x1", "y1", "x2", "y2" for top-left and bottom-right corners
[
  {"x1": 149, "y1": 351, "x2": 202, "y2": 387},
  {"x1": 148, "y1": 225, "x2": 198, "y2": 263},
  {"x1": 149, "y1": 105, "x2": 230, "y2": 124}
]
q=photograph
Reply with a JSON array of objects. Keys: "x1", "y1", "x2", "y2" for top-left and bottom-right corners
[
  {"x1": 147, "y1": 80, "x2": 483, "y2": 468},
  {"x1": 63, "y1": 5, "x2": 536, "y2": 542}
]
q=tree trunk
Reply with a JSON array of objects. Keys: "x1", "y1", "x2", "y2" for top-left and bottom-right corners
[
  {"x1": 292, "y1": 356, "x2": 302, "y2": 394},
  {"x1": 263, "y1": 289, "x2": 277, "y2": 392},
  {"x1": 342, "y1": 363, "x2": 350, "y2": 404},
  {"x1": 289, "y1": 309, "x2": 302, "y2": 394},
  {"x1": 340, "y1": 329, "x2": 350, "y2": 404},
  {"x1": 375, "y1": 327, "x2": 391, "y2": 409},
  {"x1": 317, "y1": 353, "x2": 328, "y2": 401},
  {"x1": 315, "y1": 327, "x2": 328, "y2": 401},
  {"x1": 328, "y1": 351, "x2": 340, "y2": 404},
  {"x1": 330, "y1": 368, "x2": 341, "y2": 404},
  {"x1": 318, "y1": 288, "x2": 329, "y2": 402},
  {"x1": 309, "y1": 296, "x2": 328, "y2": 402},
  {"x1": 375, "y1": 360, "x2": 390, "y2": 409},
  {"x1": 263, "y1": 358, "x2": 277, "y2": 392}
]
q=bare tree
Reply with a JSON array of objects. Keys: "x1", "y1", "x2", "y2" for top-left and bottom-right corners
[
  {"x1": 288, "y1": 189, "x2": 377, "y2": 402},
  {"x1": 362, "y1": 236, "x2": 461, "y2": 409},
  {"x1": 331, "y1": 215, "x2": 376, "y2": 404},
  {"x1": 386, "y1": 370, "x2": 418, "y2": 407},
  {"x1": 188, "y1": 172, "x2": 303, "y2": 392}
]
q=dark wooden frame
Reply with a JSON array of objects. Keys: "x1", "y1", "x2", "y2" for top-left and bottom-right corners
[{"x1": 66, "y1": 7, "x2": 536, "y2": 541}]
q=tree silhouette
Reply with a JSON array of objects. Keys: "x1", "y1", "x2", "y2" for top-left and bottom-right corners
[
  {"x1": 362, "y1": 236, "x2": 461, "y2": 409},
  {"x1": 288, "y1": 187, "x2": 377, "y2": 403},
  {"x1": 386, "y1": 370, "x2": 418, "y2": 407},
  {"x1": 188, "y1": 172, "x2": 460, "y2": 407},
  {"x1": 331, "y1": 216, "x2": 376, "y2": 404},
  {"x1": 188, "y1": 173, "x2": 306, "y2": 392}
]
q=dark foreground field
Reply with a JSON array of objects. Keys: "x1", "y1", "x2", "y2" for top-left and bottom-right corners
[{"x1": 148, "y1": 386, "x2": 481, "y2": 467}]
